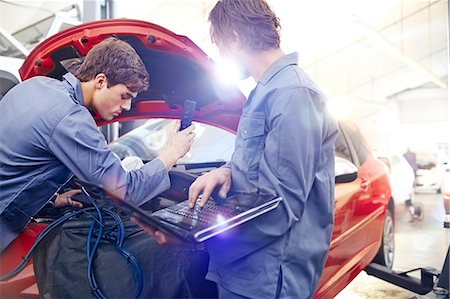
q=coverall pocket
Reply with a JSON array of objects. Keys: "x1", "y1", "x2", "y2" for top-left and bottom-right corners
[
  {"x1": 238, "y1": 115, "x2": 265, "y2": 179},
  {"x1": 220, "y1": 264, "x2": 262, "y2": 281},
  {"x1": 218, "y1": 256, "x2": 264, "y2": 298},
  {"x1": 240, "y1": 117, "x2": 265, "y2": 140}
]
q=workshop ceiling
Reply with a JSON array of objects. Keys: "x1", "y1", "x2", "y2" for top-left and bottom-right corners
[{"x1": 0, "y1": 0, "x2": 448, "y2": 119}]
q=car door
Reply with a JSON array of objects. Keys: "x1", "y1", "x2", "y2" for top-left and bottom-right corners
[
  {"x1": 340, "y1": 122, "x2": 389, "y2": 254},
  {"x1": 315, "y1": 122, "x2": 376, "y2": 298}
]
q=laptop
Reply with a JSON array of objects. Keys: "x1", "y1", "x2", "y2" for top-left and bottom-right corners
[{"x1": 109, "y1": 193, "x2": 282, "y2": 244}]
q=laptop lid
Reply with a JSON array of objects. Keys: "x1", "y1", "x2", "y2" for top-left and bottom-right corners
[
  {"x1": 109, "y1": 194, "x2": 281, "y2": 244},
  {"x1": 151, "y1": 196, "x2": 282, "y2": 243}
]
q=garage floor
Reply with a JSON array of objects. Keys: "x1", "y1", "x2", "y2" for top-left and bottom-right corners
[{"x1": 335, "y1": 192, "x2": 449, "y2": 299}]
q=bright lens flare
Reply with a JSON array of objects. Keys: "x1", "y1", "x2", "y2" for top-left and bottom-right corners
[
  {"x1": 215, "y1": 59, "x2": 242, "y2": 85},
  {"x1": 216, "y1": 214, "x2": 226, "y2": 225}
]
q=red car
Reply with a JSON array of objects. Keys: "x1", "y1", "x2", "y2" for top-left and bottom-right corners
[{"x1": 0, "y1": 19, "x2": 394, "y2": 299}]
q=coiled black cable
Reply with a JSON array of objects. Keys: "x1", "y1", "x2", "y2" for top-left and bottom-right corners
[
  {"x1": 1, "y1": 187, "x2": 144, "y2": 299},
  {"x1": 82, "y1": 186, "x2": 143, "y2": 299}
]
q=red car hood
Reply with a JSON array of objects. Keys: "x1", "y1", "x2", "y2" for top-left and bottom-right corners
[{"x1": 19, "y1": 19, "x2": 244, "y2": 133}]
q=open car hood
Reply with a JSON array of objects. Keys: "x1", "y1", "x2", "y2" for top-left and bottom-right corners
[{"x1": 19, "y1": 19, "x2": 245, "y2": 132}]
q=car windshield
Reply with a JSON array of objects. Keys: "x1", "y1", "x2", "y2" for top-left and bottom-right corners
[
  {"x1": 0, "y1": 31, "x2": 26, "y2": 58},
  {"x1": 108, "y1": 119, "x2": 235, "y2": 165},
  {"x1": 11, "y1": 5, "x2": 81, "y2": 50},
  {"x1": 12, "y1": 16, "x2": 55, "y2": 49}
]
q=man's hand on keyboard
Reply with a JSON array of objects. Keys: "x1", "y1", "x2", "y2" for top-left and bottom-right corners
[{"x1": 188, "y1": 167, "x2": 231, "y2": 208}]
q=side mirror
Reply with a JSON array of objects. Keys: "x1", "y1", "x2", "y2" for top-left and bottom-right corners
[{"x1": 335, "y1": 157, "x2": 358, "y2": 184}]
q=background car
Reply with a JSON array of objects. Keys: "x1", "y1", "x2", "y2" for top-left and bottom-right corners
[
  {"x1": 0, "y1": 20, "x2": 394, "y2": 299},
  {"x1": 10, "y1": 5, "x2": 81, "y2": 51},
  {"x1": 0, "y1": 5, "x2": 81, "y2": 101},
  {"x1": 415, "y1": 150, "x2": 447, "y2": 193},
  {"x1": 0, "y1": 26, "x2": 28, "y2": 100}
]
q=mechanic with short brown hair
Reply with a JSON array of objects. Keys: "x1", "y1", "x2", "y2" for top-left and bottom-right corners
[{"x1": 0, "y1": 37, "x2": 195, "y2": 252}]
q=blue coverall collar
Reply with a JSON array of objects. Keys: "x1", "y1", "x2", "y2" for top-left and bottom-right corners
[
  {"x1": 62, "y1": 73, "x2": 84, "y2": 106},
  {"x1": 259, "y1": 52, "x2": 299, "y2": 86}
]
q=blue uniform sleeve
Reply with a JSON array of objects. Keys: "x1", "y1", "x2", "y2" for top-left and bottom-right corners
[
  {"x1": 260, "y1": 86, "x2": 325, "y2": 223},
  {"x1": 208, "y1": 87, "x2": 326, "y2": 264},
  {"x1": 47, "y1": 108, "x2": 170, "y2": 205}
]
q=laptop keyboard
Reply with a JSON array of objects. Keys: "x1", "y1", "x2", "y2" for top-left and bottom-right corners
[{"x1": 164, "y1": 200, "x2": 242, "y2": 224}]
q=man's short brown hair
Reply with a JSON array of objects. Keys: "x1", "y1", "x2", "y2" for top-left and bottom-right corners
[
  {"x1": 76, "y1": 37, "x2": 149, "y2": 92},
  {"x1": 209, "y1": 0, "x2": 281, "y2": 52}
]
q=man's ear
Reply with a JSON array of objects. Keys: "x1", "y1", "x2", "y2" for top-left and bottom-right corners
[
  {"x1": 94, "y1": 73, "x2": 107, "y2": 90},
  {"x1": 231, "y1": 30, "x2": 243, "y2": 50}
]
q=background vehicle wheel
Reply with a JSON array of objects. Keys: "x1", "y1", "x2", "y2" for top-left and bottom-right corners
[
  {"x1": 373, "y1": 209, "x2": 395, "y2": 269},
  {"x1": 410, "y1": 202, "x2": 424, "y2": 221}
]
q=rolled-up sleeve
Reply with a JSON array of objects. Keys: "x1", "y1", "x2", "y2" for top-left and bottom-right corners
[{"x1": 47, "y1": 108, "x2": 169, "y2": 205}]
